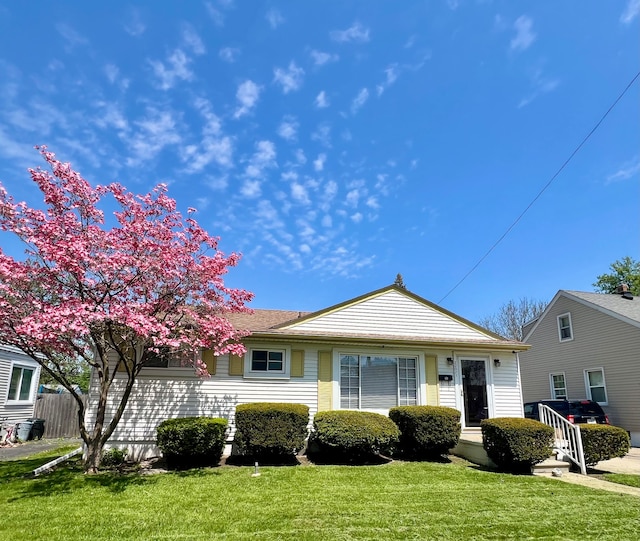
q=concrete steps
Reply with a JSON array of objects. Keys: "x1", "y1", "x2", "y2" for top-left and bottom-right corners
[{"x1": 532, "y1": 457, "x2": 571, "y2": 476}]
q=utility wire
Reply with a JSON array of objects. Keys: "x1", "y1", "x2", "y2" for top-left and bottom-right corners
[{"x1": 438, "y1": 70, "x2": 640, "y2": 304}]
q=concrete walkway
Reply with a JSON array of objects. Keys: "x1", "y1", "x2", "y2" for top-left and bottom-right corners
[
  {"x1": 547, "y1": 447, "x2": 640, "y2": 497},
  {"x1": 0, "y1": 439, "x2": 81, "y2": 461}
]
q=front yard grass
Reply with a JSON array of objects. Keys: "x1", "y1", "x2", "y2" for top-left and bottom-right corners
[
  {"x1": 1, "y1": 450, "x2": 638, "y2": 541},
  {"x1": 601, "y1": 473, "x2": 640, "y2": 488}
]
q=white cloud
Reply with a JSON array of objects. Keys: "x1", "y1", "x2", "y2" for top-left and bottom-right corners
[
  {"x1": 234, "y1": 80, "x2": 261, "y2": 118},
  {"x1": 205, "y1": 2, "x2": 225, "y2": 26},
  {"x1": 241, "y1": 180, "x2": 261, "y2": 198},
  {"x1": 56, "y1": 23, "x2": 88, "y2": 49},
  {"x1": 330, "y1": 22, "x2": 370, "y2": 43},
  {"x1": 124, "y1": 8, "x2": 146, "y2": 36},
  {"x1": 94, "y1": 101, "x2": 128, "y2": 132},
  {"x1": 295, "y1": 148, "x2": 307, "y2": 164},
  {"x1": 219, "y1": 47, "x2": 240, "y2": 63},
  {"x1": 621, "y1": 0, "x2": 640, "y2": 23},
  {"x1": 193, "y1": 97, "x2": 222, "y2": 136},
  {"x1": 310, "y1": 49, "x2": 339, "y2": 66},
  {"x1": 243, "y1": 140, "x2": 277, "y2": 182},
  {"x1": 510, "y1": 16, "x2": 536, "y2": 52},
  {"x1": 149, "y1": 49, "x2": 193, "y2": 90},
  {"x1": 182, "y1": 24, "x2": 206, "y2": 55},
  {"x1": 313, "y1": 153, "x2": 326, "y2": 172},
  {"x1": 315, "y1": 90, "x2": 330, "y2": 108},
  {"x1": 291, "y1": 182, "x2": 311, "y2": 205},
  {"x1": 606, "y1": 157, "x2": 640, "y2": 184},
  {"x1": 366, "y1": 196, "x2": 380, "y2": 210},
  {"x1": 321, "y1": 214, "x2": 333, "y2": 228},
  {"x1": 351, "y1": 88, "x2": 369, "y2": 114},
  {"x1": 182, "y1": 136, "x2": 233, "y2": 173},
  {"x1": 266, "y1": 8, "x2": 284, "y2": 29},
  {"x1": 206, "y1": 174, "x2": 229, "y2": 191},
  {"x1": 518, "y1": 68, "x2": 559, "y2": 108},
  {"x1": 351, "y1": 212, "x2": 363, "y2": 223},
  {"x1": 125, "y1": 108, "x2": 182, "y2": 166},
  {"x1": 277, "y1": 116, "x2": 299, "y2": 141},
  {"x1": 273, "y1": 61, "x2": 304, "y2": 93},
  {"x1": 376, "y1": 64, "x2": 399, "y2": 96},
  {"x1": 346, "y1": 188, "x2": 361, "y2": 207},
  {"x1": 447, "y1": 0, "x2": 459, "y2": 10},
  {"x1": 104, "y1": 64, "x2": 119, "y2": 84},
  {"x1": 311, "y1": 123, "x2": 332, "y2": 148},
  {"x1": 300, "y1": 244, "x2": 311, "y2": 254}
]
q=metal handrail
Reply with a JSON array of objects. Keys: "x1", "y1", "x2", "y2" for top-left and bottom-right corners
[{"x1": 539, "y1": 403, "x2": 586, "y2": 475}]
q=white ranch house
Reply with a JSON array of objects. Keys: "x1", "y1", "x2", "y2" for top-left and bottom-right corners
[{"x1": 88, "y1": 285, "x2": 530, "y2": 460}]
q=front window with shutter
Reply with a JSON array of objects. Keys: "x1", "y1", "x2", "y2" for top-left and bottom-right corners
[{"x1": 339, "y1": 354, "x2": 418, "y2": 410}]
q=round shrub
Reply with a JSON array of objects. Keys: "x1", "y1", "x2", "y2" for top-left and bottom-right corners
[
  {"x1": 580, "y1": 424, "x2": 630, "y2": 467},
  {"x1": 481, "y1": 417, "x2": 553, "y2": 472},
  {"x1": 234, "y1": 402, "x2": 309, "y2": 459},
  {"x1": 156, "y1": 417, "x2": 227, "y2": 469},
  {"x1": 310, "y1": 410, "x2": 400, "y2": 462},
  {"x1": 100, "y1": 448, "x2": 128, "y2": 470},
  {"x1": 389, "y1": 405, "x2": 461, "y2": 458}
]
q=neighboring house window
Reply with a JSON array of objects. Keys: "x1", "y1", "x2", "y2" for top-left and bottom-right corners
[
  {"x1": 145, "y1": 348, "x2": 195, "y2": 368},
  {"x1": 250, "y1": 349, "x2": 285, "y2": 372},
  {"x1": 584, "y1": 368, "x2": 608, "y2": 405},
  {"x1": 557, "y1": 313, "x2": 573, "y2": 341},
  {"x1": 7, "y1": 364, "x2": 35, "y2": 402},
  {"x1": 549, "y1": 373, "x2": 567, "y2": 399},
  {"x1": 339, "y1": 354, "x2": 418, "y2": 410}
]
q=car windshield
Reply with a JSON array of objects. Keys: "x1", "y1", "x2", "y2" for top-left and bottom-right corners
[{"x1": 572, "y1": 401, "x2": 603, "y2": 415}]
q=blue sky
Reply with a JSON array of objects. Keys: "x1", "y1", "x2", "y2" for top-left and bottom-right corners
[{"x1": 0, "y1": 1, "x2": 638, "y2": 324}]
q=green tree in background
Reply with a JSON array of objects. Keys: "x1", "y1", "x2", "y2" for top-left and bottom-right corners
[{"x1": 593, "y1": 256, "x2": 640, "y2": 296}]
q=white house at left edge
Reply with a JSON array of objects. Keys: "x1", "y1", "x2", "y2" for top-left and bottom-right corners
[
  {"x1": 85, "y1": 285, "x2": 530, "y2": 460},
  {"x1": 1, "y1": 344, "x2": 41, "y2": 427}
]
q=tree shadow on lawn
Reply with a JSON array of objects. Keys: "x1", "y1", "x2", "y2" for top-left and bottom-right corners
[{"x1": 3, "y1": 455, "x2": 159, "y2": 502}]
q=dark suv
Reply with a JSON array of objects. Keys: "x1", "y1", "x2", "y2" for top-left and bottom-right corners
[{"x1": 523, "y1": 399, "x2": 609, "y2": 425}]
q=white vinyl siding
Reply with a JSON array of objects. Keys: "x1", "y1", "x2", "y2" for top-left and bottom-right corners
[
  {"x1": 550, "y1": 373, "x2": 567, "y2": 399},
  {"x1": 285, "y1": 290, "x2": 496, "y2": 341},
  {"x1": 86, "y1": 346, "x2": 318, "y2": 459}
]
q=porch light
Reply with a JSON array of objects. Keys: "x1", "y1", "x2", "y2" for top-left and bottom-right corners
[
  {"x1": 493, "y1": 359, "x2": 501, "y2": 367},
  {"x1": 446, "y1": 357, "x2": 454, "y2": 366}
]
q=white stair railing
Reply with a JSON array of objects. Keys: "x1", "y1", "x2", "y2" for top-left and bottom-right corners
[{"x1": 539, "y1": 403, "x2": 586, "y2": 475}]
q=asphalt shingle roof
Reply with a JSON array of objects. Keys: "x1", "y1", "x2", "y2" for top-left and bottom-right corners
[{"x1": 563, "y1": 290, "x2": 640, "y2": 324}]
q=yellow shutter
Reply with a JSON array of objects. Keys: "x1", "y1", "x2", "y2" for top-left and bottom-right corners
[
  {"x1": 228, "y1": 353, "x2": 244, "y2": 376},
  {"x1": 317, "y1": 350, "x2": 333, "y2": 411},
  {"x1": 426, "y1": 354, "x2": 439, "y2": 405},
  {"x1": 291, "y1": 349, "x2": 304, "y2": 377},
  {"x1": 202, "y1": 348, "x2": 217, "y2": 375}
]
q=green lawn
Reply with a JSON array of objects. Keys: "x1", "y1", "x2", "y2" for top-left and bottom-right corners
[
  {"x1": 1, "y1": 448, "x2": 638, "y2": 541},
  {"x1": 602, "y1": 473, "x2": 640, "y2": 488}
]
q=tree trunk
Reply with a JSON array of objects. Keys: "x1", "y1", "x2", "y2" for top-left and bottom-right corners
[{"x1": 84, "y1": 438, "x2": 102, "y2": 474}]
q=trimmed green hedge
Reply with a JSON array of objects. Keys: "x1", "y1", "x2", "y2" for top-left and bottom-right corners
[
  {"x1": 309, "y1": 410, "x2": 400, "y2": 462},
  {"x1": 389, "y1": 405, "x2": 461, "y2": 458},
  {"x1": 580, "y1": 424, "x2": 630, "y2": 467},
  {"x1": 481, "y1": 417, "x2": 554, "y2": 472},
  {"x1": 234, "y1": 402, "x2": 309, "y2": 458},
  {"x1": 156, "y1": 417, "x2": 227, "y2": 469}
]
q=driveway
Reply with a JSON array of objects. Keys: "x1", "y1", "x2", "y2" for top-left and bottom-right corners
[
  {"x1": 0, "y1": 439, "x2": 81, "y2": 461},
  {"x1": 594, "y1": 447, "x2": 640, "y2": 475}
]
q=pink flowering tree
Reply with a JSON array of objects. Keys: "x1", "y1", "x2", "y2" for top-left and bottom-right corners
[{"x1": 0, "y1": 147, "x2": 253, "y2": 473}]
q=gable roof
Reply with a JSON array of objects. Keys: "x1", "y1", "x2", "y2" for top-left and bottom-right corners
[
  {"x1": 231, "y1": 285, "x2": 527, "y2": 351},
  {"x1": 523, "y1": 289, "x2": 640, "y2": 340}
]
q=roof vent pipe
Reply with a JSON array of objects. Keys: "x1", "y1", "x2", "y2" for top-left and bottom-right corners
[{"x1": 616, "y1": 283, "x2": 629, "y2": 294}]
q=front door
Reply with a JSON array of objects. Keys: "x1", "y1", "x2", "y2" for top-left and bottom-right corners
[{"x1": 461, "y1": 359, "x2": 488, "y2": 427}]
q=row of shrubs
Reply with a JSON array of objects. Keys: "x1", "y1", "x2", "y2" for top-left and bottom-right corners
[
  {"x1": 153, "y1": 403, "x2": 630, "y2": 472},
  {"x1": 155, "y1": 403, "x2": 462, "y2": 468}
]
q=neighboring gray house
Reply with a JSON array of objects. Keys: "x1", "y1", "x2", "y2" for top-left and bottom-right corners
[
  {"x1": 520, "y1": 288, "x2": 640, "y2": 446},
  {"x1": 1, "y1": 344, "x2": 41, "y2": 425}
]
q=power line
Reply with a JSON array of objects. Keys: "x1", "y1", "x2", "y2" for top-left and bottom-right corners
[{"x1": 438, "y1": 70, "x2": 640, "y2": 304}]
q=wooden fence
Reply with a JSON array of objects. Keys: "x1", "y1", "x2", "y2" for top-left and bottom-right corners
[{"x1": 33, "y1": 393, "x2": 86, "y2": 439}]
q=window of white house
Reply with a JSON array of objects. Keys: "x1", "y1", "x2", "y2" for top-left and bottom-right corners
[
  {"x1": 339, "y1": 354, "x2": 418, "y2": 410},
  {"x1": 251, "y1": 349, "x2": 284, "y2": 372},
  {"x1": 549, "y1": 373, "x2": 567, "y2": 399},
  {"x1": 584, "y1": 368, "x2": 608, "y2": 405},
  {"x1": 557, "y1": 313, "x2": 573, "y2": 342},
  {"x1": 145, "y1": 348, "x2": 195, "y2": 368},
  {"x1": 8, "y1": 364, "x2": 36, "y2": 402}
]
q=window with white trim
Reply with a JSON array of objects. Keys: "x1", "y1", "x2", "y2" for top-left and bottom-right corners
[
  {"x1": 339, "y1": 354, "x2": 418, "y2": 410},
  {"x1": 7, "y1": 364, "x2": 36, "y2": 402},
  {"x1": 145, "y1": 348, "x2": 195, "y2": 368},
  {"x1": 557, "y1": 313, "x2": 573, "y2": 341},
  {"x1": 585, "y1": 368, "x2": 608, "y2": 405},
  {"x1": 549, "y1": 373, "x2": 567, "y2": 399}
]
